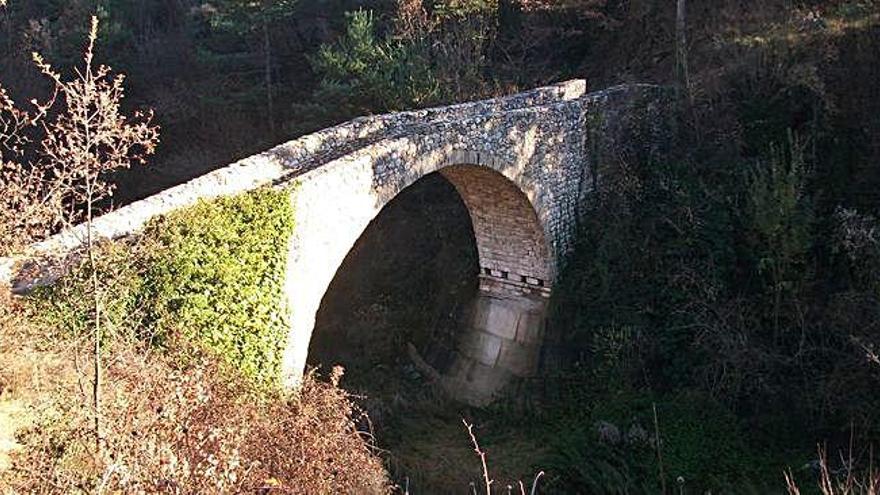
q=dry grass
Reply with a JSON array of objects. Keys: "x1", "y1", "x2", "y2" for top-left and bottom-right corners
[
  {"x1": 0, "y1": 295, "x2": 392, "y2": 494},
  {"x1": 0, "y1": 291, "x2": 76, "y2": 491},
  {"x1": 381, "y1": 402, "x2": 548, "y2": 493}
]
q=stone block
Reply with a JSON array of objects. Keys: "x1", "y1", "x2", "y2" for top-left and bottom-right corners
[
  {"x1": 458, "y1": 330, "x2": 503, "y2": 367},
  {"x1": 442, "y1": 357, "x2": 513, "y2": 407},
  {"x1": 481, "y1": 298, "x2": 519, "y2": 340},
  {"x1": 496, "y1": 340, "x2": 539, "y2": 377},
  {"x1": 514, "y1": 311, "x2": 545, "y2": 344}
]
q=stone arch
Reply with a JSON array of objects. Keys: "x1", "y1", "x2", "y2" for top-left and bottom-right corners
[
  {"x1": 0, "y1": 81, "x2": 672, "y2": 405},
  {"x1": 281, "y1": 150, "x2": 556, "y2": 405}
]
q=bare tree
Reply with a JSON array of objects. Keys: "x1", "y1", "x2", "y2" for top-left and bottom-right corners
[
  {"x1": 0, "y1": 85, "x2": 59, "y2": 253},
  {"x1": 41, "y1": 16, "x2": 158, "y2": 453},
  {"x1": 0, "y1": 13, "x2": 159, "y2": 453}
]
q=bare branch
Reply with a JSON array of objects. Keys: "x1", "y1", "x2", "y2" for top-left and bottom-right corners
[
  {"x1": 0, "y1": 15, "x2": 159, "y2": 255},
  {"x1": 463, "y1": 419, "x2": 493, "y2": 495}
]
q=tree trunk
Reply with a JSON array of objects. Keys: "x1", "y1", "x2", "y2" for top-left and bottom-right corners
[
  {"x1": 87, "y1": 182, "x2": 102, "y2": 456},
  {"x1": 263, "y1": 19, "x2": 275, "y2": 136},
  {"x1": 675, "y1": 0, "x2": 690, "y2": 101}
]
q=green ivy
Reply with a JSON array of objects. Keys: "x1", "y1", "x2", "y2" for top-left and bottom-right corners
[
  {"x1": 30, "y1": 240, "x2": 148, "y2": 343},
  {"x1": 142, "y1": 188, "x2": 296, "y2": 384},
  {"x1": 33, "y1": 187, "x2": 296, "y2": 386}
]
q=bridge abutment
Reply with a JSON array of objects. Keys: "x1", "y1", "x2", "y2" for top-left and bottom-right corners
[{"x1": 442, "y1": 275, "x2": 549, "y2": 406}]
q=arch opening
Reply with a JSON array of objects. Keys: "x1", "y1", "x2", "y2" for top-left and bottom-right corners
[
  {"x1": 305, "y1": 163, "x2": 554, "y2": 407},
  {"x1": 309, "y1": 172, "x2": 479, "y2": 393},
  {"x1": 304, "y1": 165, "x2": 555, "y2": 489}
]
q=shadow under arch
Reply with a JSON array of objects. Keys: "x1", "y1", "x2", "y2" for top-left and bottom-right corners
[
  {"x1": 285, "y1": 160, "x2": 555, "y2": 406},
  {"x1": 308, "y1": 172, "x2": 479, "y2": 404}
]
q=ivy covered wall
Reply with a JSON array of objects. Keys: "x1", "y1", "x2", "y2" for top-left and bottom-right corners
[{"x1": 35, "y1": 187, "x2": 296, "y2": 385}]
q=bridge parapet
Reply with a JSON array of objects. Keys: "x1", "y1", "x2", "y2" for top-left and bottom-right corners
[{"x1": 1, "y1": 79, "x2": 587, "y2": 286}]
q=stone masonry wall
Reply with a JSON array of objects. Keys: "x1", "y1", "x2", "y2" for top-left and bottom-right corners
[
  {"x1": 277, "y1": 90, "x2": 592, "y2": 384},
  {"x1": 440, "y1": 165, "x2": 551, "y2": 287}
]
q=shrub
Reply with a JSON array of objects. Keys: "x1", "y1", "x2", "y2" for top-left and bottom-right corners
[
  {"x1": 34, "y1": 187, "x2": 297, "y2": 385},
  {"x1": 546, "y1": 390, "x2": 773, "y2": 493},
  {"x1": 141, "y1": 187, "x2": 296, "y2": 384}
]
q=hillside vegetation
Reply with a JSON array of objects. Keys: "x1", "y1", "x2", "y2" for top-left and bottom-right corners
[{"x1": 1, "y1": 0, "x2": 880, "y2": 493}]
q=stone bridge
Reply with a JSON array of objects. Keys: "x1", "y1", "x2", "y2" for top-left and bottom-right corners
[{"x1": 2, "y1": 80, "x2": 669, "y2": 405}]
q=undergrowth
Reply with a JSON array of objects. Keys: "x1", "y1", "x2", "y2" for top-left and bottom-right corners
[{"x1": 0, "y1": 290, "x2": 392, "y2": 494}]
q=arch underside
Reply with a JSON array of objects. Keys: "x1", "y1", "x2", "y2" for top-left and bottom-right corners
[
  {"x1": 439, "y1": 165, "x2": 552, "y2": 297},
  {"x1": 283, "y1": 157, "x2": 558, "y2": 405}
]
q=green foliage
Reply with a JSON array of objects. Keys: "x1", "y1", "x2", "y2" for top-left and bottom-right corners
[
  {"x1": 141, "y1": 188, "x2": 295, "y2": 384},
  {"x1": 432, "y1": 0, "x2": 497, "y2": 18},
  {"x1": 832, "y1": 207, "x2": 880, "y2": 294},
  {"x1": 206, "y1": 0, "x2": 300, "y2": 34},
  {"x1": 653, "y1": 392, "x2": 763, "y2": 488},
  {"x1": 748, "y1": 132, "x2": 813, "y2": 270},
  {"x1": 302, "y1": 5, "x2": 498, "y2": 126},
  {"x1": 549, "y1": 437, "x2": 654, "y2": 495},
  {"x1": 33, "y1": 188, "x2": 296, "y2": 385},
  {"x1": 546, "y1": 390, "x2": 778, "y2": 493},
  {"x1": 308, "y1": 10, "x2": 442, "y2": 117},
  {"x1": 30, "y1": 240, "x2": 149, "y2": 342},
  {"x1": 746, "y1": 131, "x2": 814, "y2": 330},
  {"x1": 590, "y1": 324, "x2": 642, "y2": 387},
  {"x1": 554, "y1": 154, "x2": 738, "y2": 389},
  {"x1": 830, "y1": 0, "x2": 878, "y2": 20}
]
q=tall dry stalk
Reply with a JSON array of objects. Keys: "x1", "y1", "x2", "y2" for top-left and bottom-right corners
[
  {"x1": 464, "y1": 419, "x2": 493, "y2": 494},
  {"x1": 462, "y1": 419, "x2": 543, "y2": 495}
]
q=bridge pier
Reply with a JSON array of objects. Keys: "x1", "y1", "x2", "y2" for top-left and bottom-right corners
[{"x1": 442, "y1": 273, "x2": 549, "y2": 406}]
